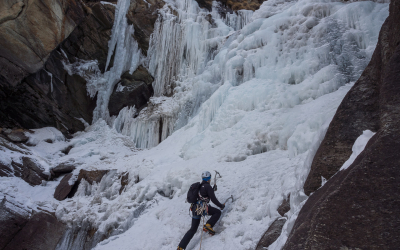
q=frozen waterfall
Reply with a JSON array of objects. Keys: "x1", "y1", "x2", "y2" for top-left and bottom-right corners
[
  {"x1": 47, "y1": 0, "x2": 389, "y2": 249},
  {"x1": 109, "y1": 0, "x2": 388, "y2": 149}
]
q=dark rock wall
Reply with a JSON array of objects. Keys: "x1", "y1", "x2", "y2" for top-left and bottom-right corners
[
  {"x1": 0, "y1": 2, "x2": 115, "y2": 134},
  {"x1": 108, "y1": 66, "x2": 154, "y2": 116},
  {"x1": 283, "y1": 0, "x2": 400, "y2": 249},
  {"x1": 194, "y1": 0, "x2": 264, "y2": 12},
  {"x1": 0, "y1": 197, "x2": 65, "y2": 250}
]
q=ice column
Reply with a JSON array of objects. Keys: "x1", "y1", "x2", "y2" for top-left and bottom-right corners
[{"x1": 90, "y1": 0, "x2": 142, "y2": 122}]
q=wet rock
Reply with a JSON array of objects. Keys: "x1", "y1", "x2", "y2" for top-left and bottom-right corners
[
  {"x1": 256, "y1": 218, "x2": 286, "y2": 250},
  {"x1": 277, "y1": 194, "x2": 290, "y2": 217},
  {"x1": 284, "y1": 1, "x2": 400, "y2": 249},
  {"x1": 108, "y1": 66, "x2": 154, "y2": 116},
  {"x1": 54, "y1": 173, "x2": 74, "y2": 201}
]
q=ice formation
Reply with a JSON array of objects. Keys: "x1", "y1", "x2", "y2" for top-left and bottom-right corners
[
  {"x1": 0, "y1": 0, "x2": 389, "y2": 249},
  {"x1": 113, "y1": 0, "x2": 389, "y2": 150}
]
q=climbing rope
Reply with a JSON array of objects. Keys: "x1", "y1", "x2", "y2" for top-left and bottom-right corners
[{"x1": 199, "y1": 216, "x2": 205, "y2": 250}]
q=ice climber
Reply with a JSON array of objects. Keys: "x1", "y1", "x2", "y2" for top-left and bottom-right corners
[{"x1": 177, "y1": 171, "x2": 225, "y2": 250}]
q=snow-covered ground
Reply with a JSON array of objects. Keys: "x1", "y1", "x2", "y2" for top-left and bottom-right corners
[{"x1": 0, "y1": 0, "x2": 389, "y2": 249}]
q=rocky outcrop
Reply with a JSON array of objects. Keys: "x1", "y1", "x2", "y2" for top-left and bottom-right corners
[
  {"x1": 54, "y1": 169, "x2": 110, "y2": 200},
  {"x1": 0, "y1": 0, "x2": 85, "y2": 76},
  {"x1": 2, "y1": 128, "x2": 29, "y2": 143},
  {"x1": 257, "y1": 196, "x2": 290, "y2": 249},
  {"x1": 51, "y1": 162, "x2": 76, "y2": 178},
  {"x1": 0, "y1": 1, "x2": 115, "y2": 134},
  {"x1": 195, "y1": 0, "x2": 264, "y2": 12},
  {"x1": 0, "y1": 196, "x2": 65, "y2": 250},
  {"x1": 54, "y1": 173, "x2": 74, "y2": 201},
  {"x1": 277, "y1": 195, "x2": 290, "y2": 217},
  {"x1": 20, "y1": 157, "x2": 49, "y2": 185},
  {"x1": 126, "y1": 0, "x2": 165, "y2": 55},
  {"x1": 0, "y1": 151, "x2": 49, "y2": 186},
  {"x1": 256, "y1": 218, "x2": 287, "y2": 250},
  {"x1": 283, "y1": 0, "x2": 400, "y2": 249},
  {"x1": 108, "y1": 66, "x2": 154, "y2": 116}
]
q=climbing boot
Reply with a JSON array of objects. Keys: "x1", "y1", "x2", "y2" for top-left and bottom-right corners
[
  {"x1": 177, "y1": 247, "x2": 184, "y2": 250},
  {"x1": 203, "y1": 223, "x2": 215, "y2": 235}
]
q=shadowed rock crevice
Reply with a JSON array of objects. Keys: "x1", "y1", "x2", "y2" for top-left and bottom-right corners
[{"x1": 108, "y1": 65, "x2": 154, "y2": 117}]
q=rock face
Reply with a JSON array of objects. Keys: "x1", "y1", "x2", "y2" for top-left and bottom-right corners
[
  {"x1": 0, "y1": 0, "x2": 85, "y2": 75},
  {"x1": 303, "y1": 1, "x2": 390, "y2": 197},
  {"x1": 283, "y1": 0, "x2": 400, "y2": 249},
  {"x1": 0, "y1": 1, "x2": 115, "y2": 134},
  {"x1": 3, "y1": 211, "x2": 66, "y2": 250},
  {"x1": 0, "y1": 197, "x2": 65, "y2": 250},
  {"x1": 108, "y1": 66, "x2": 154, "y2": 116}
]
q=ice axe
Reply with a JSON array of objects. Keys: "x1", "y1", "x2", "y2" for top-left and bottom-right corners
[
  {"x1": 213, "y1": 170, "x2": 222, "y2": 191},
  {"x1": 224, "y1": 195, "x2": 234, "y2": 204}
]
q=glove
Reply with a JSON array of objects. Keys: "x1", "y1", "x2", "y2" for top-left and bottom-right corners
[
  {"x1": 213, "y1": 184, "x2": 217, "y2": 191},
  {"x1": 220, "y1": 204, "x2": 225, "y2": 210}
]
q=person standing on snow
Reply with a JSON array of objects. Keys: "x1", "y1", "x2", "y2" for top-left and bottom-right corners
[{"x1": 177, "y1": 171, "x2": 225, "y2": 250}]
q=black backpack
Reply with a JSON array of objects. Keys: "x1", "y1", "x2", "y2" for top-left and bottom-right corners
[{"x1": 187, "y1": 182, "x2": 203, "y2": 203}]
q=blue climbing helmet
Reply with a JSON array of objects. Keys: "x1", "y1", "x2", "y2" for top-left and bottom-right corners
[{"x1": 202, "y1": 171, "x2": 211, "y2": 181}]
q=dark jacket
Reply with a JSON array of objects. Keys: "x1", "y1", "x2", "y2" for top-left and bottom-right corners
[{"x1": 199, "y1": 181, "x2": 224, "y2": 208}]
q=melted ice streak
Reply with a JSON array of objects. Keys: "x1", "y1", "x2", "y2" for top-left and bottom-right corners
[
  {"x1": 49, "y1": 0, "x2": 388, "y2": 249},
  {"x1": 115, "y1": 0, "x2": 388, "y2": 149}
]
